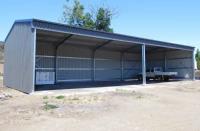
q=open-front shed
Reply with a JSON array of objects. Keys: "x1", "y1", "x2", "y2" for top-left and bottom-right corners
[{"x1": 4, "y1": 19, "x2": 195, "y2": 93}]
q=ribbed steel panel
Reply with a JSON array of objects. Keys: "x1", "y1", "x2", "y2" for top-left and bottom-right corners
[
  {"x1": 95, "y1": 50, "x2": 120, "y2": 80},
  {"x1": 123, "y1": 53, "x2": 141, "y2": 79},
  {"x1": 36, "y1": 42, "x2": 55, "y2": 56},
  {"x1": 165, "y1": 50, "x2": 193, "y2": 79},
  {"x1": 146, "y1": 50, "x2": 193, "y2": 79},
  {"x1": 36, "y1": 56, "x2": 54, "y2": 69},
  {"x1": 57, "y1": 56, "x2": 92, "y2": 81},
  {"x1": 36, "y1": 42, "x2": 142, "y2": 82},
  {"x1": 167, "y1": 58, "x2": 193, "y2": 69},
  {"x1": 4, "y1": 23, "x2": 35, "y2": 93}
]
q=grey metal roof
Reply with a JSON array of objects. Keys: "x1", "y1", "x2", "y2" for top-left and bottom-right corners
[{"x1": 6, "y1": 19, "x2": 195, "y2": 51}]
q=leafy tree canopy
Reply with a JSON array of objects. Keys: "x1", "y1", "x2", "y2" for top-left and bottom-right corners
[
  {"x1": 96, "y1": 8, "x2": 113, "y2": 32},
  {"x1": 62, "y1": 0, "x2": 114, "y2": 32}
]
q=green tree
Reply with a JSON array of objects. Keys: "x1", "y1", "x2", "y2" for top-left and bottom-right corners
[
  {"x1": 196, "y1": 49, "x2": 200, "y2": 70},
  {"x1": 83, "y1": 13, "x2": 95, "y2": 29},
  {"x1": 62, "y1": 0, "x2": 85, "y2": 27},
  {"x1": 95, "y1": 8, "x2": 113, "y2": 32},
  {"x1": 62, "y1": 0, "x2": 114, "y2": 32}
]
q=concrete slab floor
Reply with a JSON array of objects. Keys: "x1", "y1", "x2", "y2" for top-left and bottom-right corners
[{"x1": 33, "y1": 80, "x2": 190, "y2": 96}]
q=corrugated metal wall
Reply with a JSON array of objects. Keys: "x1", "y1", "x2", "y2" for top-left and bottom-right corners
[
  {"x1": 57, "y1": 45, "x2": 92, "y2": 82},
  {"x1": 36, "y1": 43, "x2": 141, "y2": 82},
  {"x1": 95, "y1": 50, "x2": 121, "y2": 81},
  {"x1": 147, "y1": 49, "x2": 193, "y2": 79},
  {"x1": 147, "y1": 52, "x2": 165, "y2": 69},
  {"x1": 123, "y1": 53, "x2": 141, "y2": 79},
  {"x1": 36, "y1": 39, "x2": 193, "y2": 83},
  {"x1": 36, "y1": 42, "x2": 55, "y2": 74},
  {"x1": 4, "y1": 23, "x2": 35, "y2": 93},
  {"x1": 166, "y1": 50, "x2": 193, "y2": 79}
]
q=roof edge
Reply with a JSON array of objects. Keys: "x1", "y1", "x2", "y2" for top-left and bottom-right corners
[
  {"x1": 5, "y1": 18, "x2": 195, "y2": 51},
  {"x1": 32, "y1": 19, "x2": 195, "y2": 51},
  {"x1": 4, "y1": 19, "x2": 33, "y2": 42},
  {"x1": 33, "y1": 19, "x2": 194, "y2": 47}
]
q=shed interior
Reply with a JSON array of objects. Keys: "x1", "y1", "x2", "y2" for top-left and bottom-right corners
[
  {"x1": 35, "y1": 29, "x2": 194, "y2": 89},
  {"x1": 146, "y1": 47, "x2": 193, "y2": 79}
]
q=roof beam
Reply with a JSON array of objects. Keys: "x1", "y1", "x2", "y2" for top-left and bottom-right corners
[
  {"x1": 54, "y1": 34, "x2": 73, "y2": 84},
  {"x1": 122, "y1": 45, "x2": 139, "y2": 53},
  {"x1": 55, "y1": 34, "x2": 73, "y2": 49},
  {"x1": 147, "y1": 47, "x2": 164, "y2": 53},
  {"x1": 30, "y1": 19, "x2": 194, "y2": 51},
  {"x1": 38, "y1": 34, "x2": 65, "y2": 39},
  {"x1": 93, "y1": 40, "x2": 113, "y2": 51}
]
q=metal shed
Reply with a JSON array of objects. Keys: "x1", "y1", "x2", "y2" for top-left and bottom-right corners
[{"x1": 4, "y1": 19, "x2": 195, "y2": 93}]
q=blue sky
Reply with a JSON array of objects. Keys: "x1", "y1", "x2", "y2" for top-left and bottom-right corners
[{"x1": 0, "y1": 0, "x2": 199, "y2": 49}]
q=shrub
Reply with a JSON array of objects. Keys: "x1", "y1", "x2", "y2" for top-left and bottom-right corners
[
  {"x1": 43, "y1": 96, "x2": 48, "y2": 99},
  {"x1": 43, "y1": 101, "x2": 58, "y2": 111},
  {"x1": 56, "y1": 95, "x2": 65, "y2": 99}
]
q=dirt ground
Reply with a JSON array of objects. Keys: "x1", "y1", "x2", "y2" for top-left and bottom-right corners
[{"x1": 0, "y1": 80, "x2": 200, "y2": 131}]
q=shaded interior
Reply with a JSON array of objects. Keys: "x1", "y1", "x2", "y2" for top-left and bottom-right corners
[{"x1": 35, "y1": 29, "x2": 193, "y2": 90}]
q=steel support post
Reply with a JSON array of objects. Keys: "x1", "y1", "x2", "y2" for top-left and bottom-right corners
[
  {"x1": 54, "y1": 49, "x2": 57, "y2": 84},
  {"x1": 120, "y1": 53, "x2": 124, "y2": 81},
  {"x1": 54, "y1": 34, "x2": 73, "y2": 84},
  {"x1": 164, "y1": 51, "x2": 167, "y2": 72},
  {"x1": 91, "y1": 51, "x2": 96, "y2": 81},
  {"x1": 192, "y1": 50, "x2": 196, "y2": 80},
  {"x1": 142, "y1": 44, "x2": 146, "y2": 85}
]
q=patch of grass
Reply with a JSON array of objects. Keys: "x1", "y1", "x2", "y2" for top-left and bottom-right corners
[
  {"x1": 71, "y1": 96, "x2": 80, "y2": 101},
  {"x1": 64, "y1": 96, "x2": 81, "y2": 104},
  {"x1": 43, "y1": 102, "x2": 58, "y2": 111},
  {"x1": 64, "y1": 95, "x2": 103, "y2": 104},
  {"x1": 43, "y1": 96, "x2": 48, "y2": 99},
  {"x1": 115, "y1": 89, "x2": 135, "y2": 94},
  {"x1": 116, "y1": 89, "x2": 145, "y2": 99},
  {"x1": 136, "y1": 95, "x2": 144, "y2": 99},
  {"x1": 56, "y1": 95, "x2": 65, "y2": 99}
]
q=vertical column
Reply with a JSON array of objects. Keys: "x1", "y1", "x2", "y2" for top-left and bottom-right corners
[
  {"x1": 164, "y1": 51, "x2": 167, "y2": 72},
  {"x1": 54, "y1": 47, "x2": 57, "y2": 84},
  {"x1": 142, "y1": 44, "x2": 146, "y2": 85},
  {"x1": 192, "y1": 50, "x2": 195, "y2": 80},
  {"x1": 33, "y1": 28, "x2": 36, "y2": 92},
  {"x1": 91, "y1": 51, "x2": 96, "y2": 81},
  {"x1": 120, "y1": 53, "x2": 124, "y2": 81}
]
